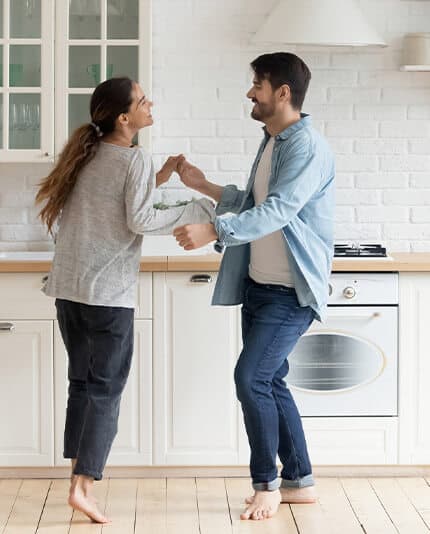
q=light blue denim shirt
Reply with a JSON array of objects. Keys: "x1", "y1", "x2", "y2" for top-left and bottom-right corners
[{"x1": 212, "y1": 114, "x2": 335, "y2": 322}]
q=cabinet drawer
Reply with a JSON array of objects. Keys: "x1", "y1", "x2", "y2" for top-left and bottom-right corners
[{"x1": 0, "y1": 273, "x2": 55, "y2": 319}]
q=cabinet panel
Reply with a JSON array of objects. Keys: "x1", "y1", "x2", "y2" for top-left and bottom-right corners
[
  {"x1": 153, "y1": 272, "x2": 242, "y2": 465},
  {"x1": 54, "y1": 319, "x2": 152, "y2": 466},
  {"x1": 303, "y1": 418, "x2": 398, "y2": 464},
  {"x1": 0, "y1": 320, "x2": 53, "y2": 466},
  {"x1": 399, "y1": 273, "x2": 430, "y2": 463}
]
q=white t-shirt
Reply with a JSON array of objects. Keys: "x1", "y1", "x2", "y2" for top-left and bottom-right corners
[{"x1": 249, "y1": 136, "x2": 294, "y2": 287}]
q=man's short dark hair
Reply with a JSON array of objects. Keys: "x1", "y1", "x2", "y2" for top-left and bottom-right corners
[{"x1": 250, "y1": 52, "x2": 311, "y2": 110}]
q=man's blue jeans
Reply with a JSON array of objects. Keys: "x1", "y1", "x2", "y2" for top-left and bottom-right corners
[{"x1": 235, "y1": 277, "x2": 315, "y2": 492}]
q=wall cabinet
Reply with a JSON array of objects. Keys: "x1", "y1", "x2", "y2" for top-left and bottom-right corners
[{"x1": 0, "y1": 0, "x2": 151, "y2": 163}]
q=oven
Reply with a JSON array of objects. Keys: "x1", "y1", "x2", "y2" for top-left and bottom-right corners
[{"x1": 287, "y1": 272, "x2": 398, "y2": 416}]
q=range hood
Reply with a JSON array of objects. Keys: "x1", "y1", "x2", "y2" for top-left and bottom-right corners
[{"x1": 251, "y1": 0, "x2": 387, "y2": 47}]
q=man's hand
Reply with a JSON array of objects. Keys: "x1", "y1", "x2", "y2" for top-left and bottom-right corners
[
  {"x1": 156, "y1": 154, "x2": 185, "y2": 187},
  {"x1": 173, "y1": 223, "x2": 218, "y2": 250},
  {"x1": 177, "y1": 159, "x2": 207, "y2": 193}
]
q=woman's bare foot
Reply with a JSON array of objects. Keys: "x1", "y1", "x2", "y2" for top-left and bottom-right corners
[
  {"x1": 70, "y1": 460, "x2": 98, "y2": 505},
  {"x1": 68, "y1": 475, "x2": 110, "y2": 524},
  {"x1": 240, "y1": 490, "x2": 281, "y2": 520},
  {"x1": 245, "y1": 485, "x2": 316, "y2": 505}
]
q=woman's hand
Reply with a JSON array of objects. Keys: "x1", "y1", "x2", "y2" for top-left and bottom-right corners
[{"x1": 156, "y1": 154, "x2": 185, "y2": 187}]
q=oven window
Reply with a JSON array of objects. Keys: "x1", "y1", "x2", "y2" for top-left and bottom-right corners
[{"x1": 287, "y1": 332, "x2": 385, "y2": 392}]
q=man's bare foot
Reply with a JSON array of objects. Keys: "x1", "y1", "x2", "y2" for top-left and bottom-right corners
[
  {"x1": 245, "y1": 485, "x2": 316, "y2": 505},
  {"x1": 240, "y1": 490, "x2": 281, "y2": 521},
  {"x1": 68, "y1": 475, "x2": 110, "y2": 524}
]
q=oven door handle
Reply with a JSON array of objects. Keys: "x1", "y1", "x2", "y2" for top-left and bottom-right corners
[{"x1": 326, "y1": 309, "x2": 381, "y2": 319}]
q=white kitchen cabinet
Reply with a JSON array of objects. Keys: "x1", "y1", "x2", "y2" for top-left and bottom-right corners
[
  {"x1": 153, "y1": 272, "x2": 242, "y2": 465},
  {"x1": 55, "y1": 0, "x2": 151, "y2": 155},
  {"x1": 0, "y1": 0, "x2": 54, "y2": 161},
  {"x1": 398, "y1": 273, "x2": 430, "y2": 464},
  {"x1": 0, "y1": 0, "x2": 151, "y2": 162},
  {"x1": 0, "y1": 320, "x2": 54, "y2": 466}
]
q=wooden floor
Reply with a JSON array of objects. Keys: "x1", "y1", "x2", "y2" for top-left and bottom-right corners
[{"x1": 1, "y1": 477, "x2": 430, "y2": 533}]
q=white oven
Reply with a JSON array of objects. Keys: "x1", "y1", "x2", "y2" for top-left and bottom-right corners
[{"x1": 287, "y1": 273, "x2": 398, "y2": 416}]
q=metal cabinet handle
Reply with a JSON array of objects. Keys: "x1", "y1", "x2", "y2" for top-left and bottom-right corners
[
  {"x1": 0, "y1": 323, "x2": 14, "y2": 332},
  {"x1": 190, "y1": 274, "x2": 212, "y2": 284}
]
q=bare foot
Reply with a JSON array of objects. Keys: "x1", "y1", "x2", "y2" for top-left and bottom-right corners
[
  {"x1": 246, "y1": 485, "x2": 316, "y2": 505},
  {"x1": 68, "y1": 476, "x2": 110, "y2": 524},
  {"x1": 240, "y1": 490, "x2": 281, "y2": 521},
  {"x1": 70, "y1": 460, "x2": 98, "y2": 505}
]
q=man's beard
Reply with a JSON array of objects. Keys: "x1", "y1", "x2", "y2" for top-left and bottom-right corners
[{"x1": 250, "y1": 101, "x2": 276, "y2": 122}]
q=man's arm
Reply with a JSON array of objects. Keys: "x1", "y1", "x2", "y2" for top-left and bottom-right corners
[{"x1": 174, "y1": 136, "x2": 324, "y2": 250}]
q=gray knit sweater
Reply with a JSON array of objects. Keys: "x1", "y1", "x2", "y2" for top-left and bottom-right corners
[{"x1": 43, "y1": 142, "x2": 215, "y2": 308}]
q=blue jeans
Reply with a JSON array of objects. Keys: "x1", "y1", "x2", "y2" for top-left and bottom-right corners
[
  {"x1": 56, "y1": 298, "x2": 134, "y2": 481},
  {"x1": 234, "y1": 277, "x2": 315, "y2": 491}
]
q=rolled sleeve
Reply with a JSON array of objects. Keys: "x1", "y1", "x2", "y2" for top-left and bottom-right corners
[{"x1": 215, "y1": 185, "x2": 246, "y2": 216}]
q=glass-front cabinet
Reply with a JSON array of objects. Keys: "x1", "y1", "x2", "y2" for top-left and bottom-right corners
[
  {"x1": 56, "y1": 0, "x2": 151, "y2": 156},
  {"x1": 0, "y1": 0, "x2": 54, "y2": 161},
  {"x1": 0, "y1": 0, "x2": 151, "y2": 162}
]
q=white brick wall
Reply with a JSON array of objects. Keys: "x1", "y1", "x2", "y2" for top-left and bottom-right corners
[{"x1": 0, "y1": 0, "x2": 430, "y2": 253}]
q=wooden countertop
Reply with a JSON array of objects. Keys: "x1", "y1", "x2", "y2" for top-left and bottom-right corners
[{"x1": 1, "y1": 252, "x2": 430, "y2": 273}]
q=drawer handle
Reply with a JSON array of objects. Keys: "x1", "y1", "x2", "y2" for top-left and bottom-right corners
[
  {"x1": 0, "y1": 323, "x2": 14, "y2": 332},
  {"x1": 190, "y1": 274, "x2": 212, "y2": 284}
]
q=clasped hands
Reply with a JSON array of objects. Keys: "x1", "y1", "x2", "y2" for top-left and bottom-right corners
[{"x1": 158, "y1": 155, "x2": 218, "y2": 251}]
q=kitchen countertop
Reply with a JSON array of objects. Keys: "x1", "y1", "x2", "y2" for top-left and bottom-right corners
[{"x1": 1, "y1": 252, "x2": 430, "y2": 272}]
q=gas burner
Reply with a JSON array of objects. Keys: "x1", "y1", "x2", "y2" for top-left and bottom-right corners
[{"x1": 334, "y1": 243, "x2": 387, "y2": 258}]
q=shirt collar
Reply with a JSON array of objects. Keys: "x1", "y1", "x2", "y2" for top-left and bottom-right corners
[{"x1": 263, "y1": 113, "x2": 311, "y2": 141}]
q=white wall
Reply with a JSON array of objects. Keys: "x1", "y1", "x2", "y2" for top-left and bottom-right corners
[{"x1": 0, "y1": 0, "x2": 429, "y2": 252}]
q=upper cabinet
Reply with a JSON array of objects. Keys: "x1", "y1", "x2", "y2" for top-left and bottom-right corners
[
  {"x1": 0, "y1": 0, "x2": 151, "y2": 163},
  {"x1": 0, "y1": 0, "x2": 54, "y2": 162}
]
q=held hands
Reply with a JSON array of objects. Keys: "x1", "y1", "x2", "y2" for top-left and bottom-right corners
[
  {"x1": 156, "y1": 154, "x2": 185, "y2": 187},
  {"x1": 173, "y1": 223, "x2": 218, "y2": 251},
  {"x1": 177, "y1": 158, "x2": 207, "y2": 193}
]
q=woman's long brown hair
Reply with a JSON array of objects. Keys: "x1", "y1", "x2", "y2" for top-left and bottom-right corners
[{"x1": 36, "y1": 77, "x2": 134, "y2": 235}]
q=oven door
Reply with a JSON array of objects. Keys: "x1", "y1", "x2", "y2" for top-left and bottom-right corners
[{"x1": 286, "y1": 306, "x2": 398, "y2": 416}]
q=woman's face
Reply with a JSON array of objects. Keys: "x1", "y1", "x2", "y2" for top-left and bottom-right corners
[{"x1": 126, "y1": 82, "x2": 153, "y2": 130}]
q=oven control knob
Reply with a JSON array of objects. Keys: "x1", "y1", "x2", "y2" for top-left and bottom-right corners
[{"x1": 343, "y1": 286, "x2": 356, "y2": 299}]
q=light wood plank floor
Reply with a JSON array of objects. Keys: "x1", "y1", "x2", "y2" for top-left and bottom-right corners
[{"x1": 1, "y1": 477, "x2": 430, "y2": 533}]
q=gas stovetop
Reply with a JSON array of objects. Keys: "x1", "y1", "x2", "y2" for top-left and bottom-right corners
[{"x1": 334, "y1": 243, "x2": 389, "y2": 258}]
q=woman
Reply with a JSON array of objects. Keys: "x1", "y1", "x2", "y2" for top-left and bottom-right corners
[{"x1": 35, "y1": 77, "x2": 214, "y2": 523}]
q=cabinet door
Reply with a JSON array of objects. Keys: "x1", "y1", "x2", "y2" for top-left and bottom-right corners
[
  {"x1": 54, "y1": 319, "x2": 152, "y2": 466},
  {"x1": 399, "y1": 273, "x2": 430, "y2": 463},
  {"x1": 0, "y1": 320, "x2": 53, "y2": 466},
  {"x1": 55, "y1": 0, "x2": 152, "y2": 155},
  {"x1": 153, "y1": 272, "x2": 241, "y2": 465},
  {"x1": 0, "y1": 0, "x2": 54, "y2": 161}
]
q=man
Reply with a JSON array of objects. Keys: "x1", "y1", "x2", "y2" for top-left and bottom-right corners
[{"x1": 174, "y1": 52, "x2": 335, "y2": 521}]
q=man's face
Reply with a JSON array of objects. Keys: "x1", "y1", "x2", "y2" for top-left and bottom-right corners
[{"x1": 246, "y1": 77, "x2": 277, "y2": 123}]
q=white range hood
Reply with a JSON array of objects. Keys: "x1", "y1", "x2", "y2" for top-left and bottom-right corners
[{"x1": 251, "y1": 0, "x2": 387, "y2": 47}]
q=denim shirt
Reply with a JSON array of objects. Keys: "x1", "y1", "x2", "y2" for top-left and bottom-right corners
[{"x1": 212, "y1": 114, "x2": 335, "y2": 322}]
